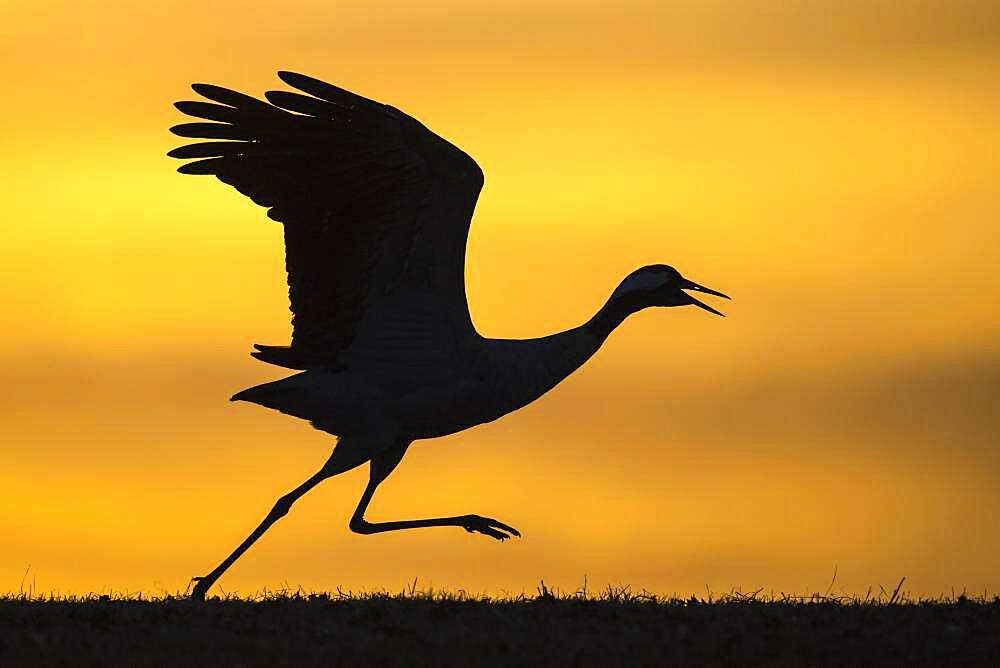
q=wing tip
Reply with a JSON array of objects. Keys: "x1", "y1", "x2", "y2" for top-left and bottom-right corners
[
  {"x1": 176, "y1": 159, "x2": 219, "y2": 175},
  {"x1": 191, "y1": 82, "x2": 219, "y2": 97},
  {"x1": 276, "y1": 70, "x2": 303, "y2": 84}
]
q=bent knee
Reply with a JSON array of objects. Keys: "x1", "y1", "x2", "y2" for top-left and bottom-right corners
[{"x1": 270, "y1": 495, "x2": 295, "y2": 519}]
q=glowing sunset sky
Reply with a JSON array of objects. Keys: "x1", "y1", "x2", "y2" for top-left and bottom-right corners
[{"x1": 2, "y1": 0, "x2": 998, "y2": 597}]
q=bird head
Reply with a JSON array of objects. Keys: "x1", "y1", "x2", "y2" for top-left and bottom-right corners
[{"x1": 613, "y1": 265, "x2": 731, "y2": 316}]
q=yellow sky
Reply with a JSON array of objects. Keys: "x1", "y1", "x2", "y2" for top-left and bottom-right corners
[{"x1": 2, "y1": 0, "x2": 998, "y2": 597}]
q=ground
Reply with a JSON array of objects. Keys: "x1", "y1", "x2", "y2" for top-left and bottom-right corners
[{"x1": 2, "y1": 587, "x2": 997, "y2": 666}]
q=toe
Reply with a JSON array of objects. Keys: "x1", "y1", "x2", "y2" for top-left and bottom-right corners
[
  {"x1": 462, "y1": 515, "x2": 520, "y2": 541},
  {"x1": 479, "y1": 526, "x2": 508, "y2": 540},
  {"x1": 486, "y1": 518, "x2": 521, "y2": 538}
]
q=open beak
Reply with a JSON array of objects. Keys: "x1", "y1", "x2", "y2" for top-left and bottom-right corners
[{"x1": 680, "y1": 278, "x2": 731, "y2": 317}]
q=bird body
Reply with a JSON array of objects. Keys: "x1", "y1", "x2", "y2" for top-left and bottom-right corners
[
  {"x1": 169, "y1": 72, "x2": 729, "y2": 599},
  {"x1": 235, "y1": 321, "x2": 602, "y2": 442}
]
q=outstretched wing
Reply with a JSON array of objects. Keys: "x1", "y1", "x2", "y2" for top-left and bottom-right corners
[{"x1": 169, "y1": 72, "x2": 484, "y2": 369}]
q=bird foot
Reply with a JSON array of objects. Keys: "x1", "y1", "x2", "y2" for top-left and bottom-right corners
[
  {"x1": 460, "y1": 515, "x2": 521, "y2": 541},
  {"x1": 189, "y1": 576, "x2": 211, "y2": 601}
]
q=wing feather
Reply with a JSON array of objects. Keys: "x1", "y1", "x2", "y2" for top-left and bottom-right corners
[
  {"x1": 173, "y1": 101, "x2": 242, "y2": 123},
  {"x1": 264, "y1": 90, "x2": 340, "y2": 117},
  {"x1": 167, "y1": 141, "x2": 242, "y2": 159},
  {"x1": 169, "y1": 72, "x2": 483, "y2": 369},
  {"x1": 276, "y1": 71, "x2": 377, "y2": 109},
  {"x1": 190, "y1": 82, "x2": 277, "y2": 110},
  {"x1": 169, "y1": 122, "x2": 256, "y2": 140}
]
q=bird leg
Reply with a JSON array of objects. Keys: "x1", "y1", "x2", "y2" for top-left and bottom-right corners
[
  {"x1": 189, "y1": 449, "x2": 358, "y2": 601},
  {"x1": 348, "y1": 446, "x2": 521, "y2": 541}
]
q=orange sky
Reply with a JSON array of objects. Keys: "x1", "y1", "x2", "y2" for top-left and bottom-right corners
[{"x1": 2, "y1": 0, "x2": 998, "y2": 597}]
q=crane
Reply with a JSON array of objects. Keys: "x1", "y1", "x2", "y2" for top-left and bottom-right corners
[{"x1": 169, "y1": 72, "x2": 730, "y2": 600}]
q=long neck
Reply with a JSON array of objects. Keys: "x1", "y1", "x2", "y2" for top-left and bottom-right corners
[{"x1": 584, "y1": 292, "x2": 648, "y2": 345}]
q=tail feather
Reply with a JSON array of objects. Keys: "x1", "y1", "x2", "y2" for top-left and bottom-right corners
[
  {"x1": 250, "y1": 343, "x2": 310, "y2": 369},
  {"x1": 230, "y1": 386, "x2": 264, "y2": 402},
  {"x1": 229, "y1": 370, "x2": 347, "y2": 437},
  {"x1": 230, "y1": 376, "x2": 298, "y2": 406}
]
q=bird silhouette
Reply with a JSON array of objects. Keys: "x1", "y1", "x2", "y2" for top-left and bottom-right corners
[{"x1": 169, "y1": 71, "x2": 730, "y2": 600}]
